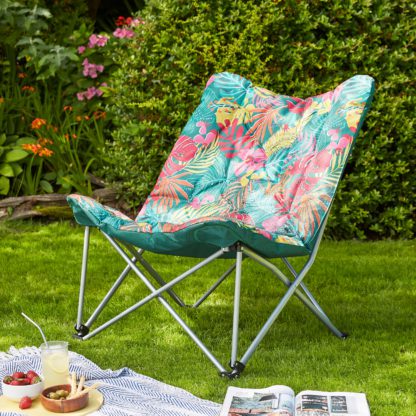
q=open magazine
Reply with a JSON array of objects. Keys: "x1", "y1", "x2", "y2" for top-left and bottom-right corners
[{"x1": 220, "y1": 385, "x2": 371, "y2": 416}]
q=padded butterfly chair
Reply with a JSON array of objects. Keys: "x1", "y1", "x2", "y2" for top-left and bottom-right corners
[{"x1": 68, "y1": 72, "x2": 375, "y2": 378}]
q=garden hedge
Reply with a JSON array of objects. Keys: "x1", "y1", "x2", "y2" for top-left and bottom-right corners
[{"x1": 104, "y1": 0, "x2": 416, "y2": 239}]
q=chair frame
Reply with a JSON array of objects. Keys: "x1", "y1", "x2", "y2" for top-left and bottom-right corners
[{"x1": 73, "y1": 214, "x2": 347, "y2": 379}]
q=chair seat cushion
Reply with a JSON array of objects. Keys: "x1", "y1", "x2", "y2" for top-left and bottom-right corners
[{"x1": 67, "y1": 194, "x2": 309, "y2": 258}]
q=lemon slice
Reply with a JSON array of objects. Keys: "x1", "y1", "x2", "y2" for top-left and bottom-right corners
[{"x1": 47, "y1": 353, "x2": 68, "y2": 373}]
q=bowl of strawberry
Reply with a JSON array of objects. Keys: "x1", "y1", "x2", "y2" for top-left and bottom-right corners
[{"x1": 2, "y1": 370, "x2": 44, "y2": 404}]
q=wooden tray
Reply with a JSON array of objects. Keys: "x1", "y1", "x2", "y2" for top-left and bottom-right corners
[{"x1": 0, "y1": 389, "x2": 103, "y2": 415}]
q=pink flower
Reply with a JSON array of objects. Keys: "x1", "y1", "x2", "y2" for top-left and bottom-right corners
[
  {"x1": 82, "y1": 59, "x2": 104, "y2": 78},
  {"x1": 88, "y1": 34, "x2": 109, "y2": 48},
  {"x1": 234, "y1": 147, "x2": 267, "y2": 176},
  {"x1": 113, "y1": 28, "x2": 135, "y2": 39},
  {"x1": 77, "y1": 46, "x2": 86, "y2": 54},
  {"x1": 76, "y1": 86, "x2": 104, "y2": 101}
]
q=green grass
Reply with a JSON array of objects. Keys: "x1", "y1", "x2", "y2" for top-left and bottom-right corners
[{"x1": 0, "y1": 221, "x2": 415, "y2": 415}]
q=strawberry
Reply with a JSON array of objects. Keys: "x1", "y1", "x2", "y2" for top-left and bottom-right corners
[
  {"x1": 12, "y1": 371, "x2": 26, "y2": 379},
  {"x1": 3, "y1": 376, "x2": 13, "y2": 384},
  {"x1": 19, "y1": 396, "x2": 32, "y2": 410},
  {"x1": 20, "y1": 378, "x2": 31, "y2": 385},
  {"x1": 26, "y1": 370, "x2": 39, "y2": 380},
  {"x1": 10, "y1": 380, "x2": 24, "y2": 385},
  {"x1": 30, "y1": 376, "x2": 41, "y2": 384}
]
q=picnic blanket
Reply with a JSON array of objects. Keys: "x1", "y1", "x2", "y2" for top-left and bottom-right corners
[{"x1": 0, "y1": 347, "x2": 221, "y2": 416}]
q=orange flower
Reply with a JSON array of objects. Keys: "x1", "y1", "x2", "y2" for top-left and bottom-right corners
[
  {"x1": 38, "y1": 148, "x2": 53, "y2": 157},
  {"x1": 22, "y1": 143, "x2": 41, "y2": 155},
  {"x1": 93, "y1": 110, "x2": 106, "y2": 120},
  {"x1": 38, "y1": 138, "x2": 53, "y2": 146},
  {"x1": 84, "y1": 115, "x2": 90, "y2": 120},
  {"x1": 22, "y1": 86, "x2": 36, "y2": 93},
  {"x1": 0, "y1": 97, "x2": 4, "y2": 104},
  {"x1": 64, "y1": 133, "x2": 77, "y2": 141},
  {"x1": 75, "y1": 115, "x2": 82, "y2": 122},
  {"x1": 31, "y1": 118, "x2": 47, "y2": 129},
  {"x1": 21, "y1": 140, "x2": 53, "y2": 157},
  {"x1": 63, "y1": 105, "x2": 73, "y2": 112},
  {"x1": 18, "y1": 73, "x2": 27, "y2": 79}
]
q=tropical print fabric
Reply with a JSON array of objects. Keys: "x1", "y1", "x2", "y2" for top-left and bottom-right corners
[{"x1": 68, "y1": 72, "x2": 374, "y2": 258}]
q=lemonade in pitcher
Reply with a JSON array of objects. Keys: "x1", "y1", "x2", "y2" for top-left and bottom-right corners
[{"x1": 40, "y1": 341, "x2": 69, "y2": 387}]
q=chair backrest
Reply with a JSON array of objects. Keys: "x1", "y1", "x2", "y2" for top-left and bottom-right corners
[{"x1": 138, "y1": 72, "x2": 374, "y2": 249}]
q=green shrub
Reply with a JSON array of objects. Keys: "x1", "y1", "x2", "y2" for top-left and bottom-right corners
[{"x1": 104, "y1": 0, "x2": 415, "y2": 238}]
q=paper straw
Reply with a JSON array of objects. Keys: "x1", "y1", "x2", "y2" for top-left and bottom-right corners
[{"x1": 21, "y1": 312, "x2": 48, "y2": 347}]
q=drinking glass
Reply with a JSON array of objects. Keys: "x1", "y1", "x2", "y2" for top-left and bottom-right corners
[{"x1": 40, "y1": 341, "x2": 69, "y2": 387}]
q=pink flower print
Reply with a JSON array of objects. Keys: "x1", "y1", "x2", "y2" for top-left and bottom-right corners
[
  {"x1": 328, "y1": 134, "x2": 353, "y2": 153},
  {"x1": 257, "y1": 229, "x2": 272, "y2": 240},
  {"x1": 189, "y1": 193, "x2": 214, "y2": 209},
  {"x1": 309, "y1": 150, "x2": 332, "y2": 173},
  {"x1": 206, "y1": 75, "x2": 216, "y2": 88},
  {"x1": 262, "y1": 215, "x2": 290, "y2": 233},
  {"x1": 196, "y1": 121, "x2": 207, "y2": 135},
  {"x1": 195, "y1": 129, "x2": 217, "y2": 145},
  {"x1": 190, "y1": 197, "x2": 201, "y2": 209},
  {"x1": 163, "y1": 135, "x2": 197, "y2": 176},
  {"x1": 328, "y1": 128, "x2": 339, "y2": 141},
  {"x1": 88, "y1": 34, "x2": 109, "y2": 48},
  {"x1": 218, "y1": 118, "x2": 252, "y2": 158},
  {"x1": 113, "y1": 28, "x2": 135, "y2": 39},
  {"x1": 200, "y1": 193, "x2": 214, "y2": 205},
  {"x1": 287, "y1": 97, "x2": 312, "y2": 114},
  {"x1": 234, "y1": 147, "x2": 267, "y2": 176},
  {"x1": 77, "y1": 46, "x2": 86, "y2": 54},
  {"x1": 229, "y1": 212, "x2": 254, "y2": 225},
  {"x1": 320, "y1": 91, "x2": 334, "y2": 102}
]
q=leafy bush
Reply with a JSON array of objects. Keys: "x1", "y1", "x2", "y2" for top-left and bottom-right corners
[
  {"x1": 104, "y1": 0, "x2": 415, "y2": 238},
  {"x1": 0, "y1": 0, "x2": 112, "y2": 196}
]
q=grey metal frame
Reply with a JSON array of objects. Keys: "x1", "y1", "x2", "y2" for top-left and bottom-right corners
[{"x1": 74, "y1": 217, "x2": 346, "y2": 378}]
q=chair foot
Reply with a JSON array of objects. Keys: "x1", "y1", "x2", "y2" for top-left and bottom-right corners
[
  {"x1": 341, "y1": 332, "x2": 349, "y2": 339},
  {"x1": 220, "y1": 361, "x2": 246, "y2": 379},
  {"x1": 73, "y1": 324, "x2": 89, "y2": 339}
]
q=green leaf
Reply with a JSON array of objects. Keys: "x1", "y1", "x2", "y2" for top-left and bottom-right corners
[
  {"x1": 0, "y1": 176, "x2": 10, "y2": 195},
  {"x1": 16, "y1": 137, "x2": 37, "y2": 145},
  {"x1": 4, "y1": 149, "x2": 28, "y2": 162},
  {"x1": 0, "y1": 163, "x2": 14, "y2": 177},
  {"x1": 43, "y1": 171, "x2": 57, "y2": 181},
  {"x1": 10, "y1": 162, "x2": 23, "y2": 176},
  {"x1": 0, "y1": 134, "x2": 6, "y2": 146},
  {"x1": 40, "y1": 179, "x2": 54, "y2": 193}
]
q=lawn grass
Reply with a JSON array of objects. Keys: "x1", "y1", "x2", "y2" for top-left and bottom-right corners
[{"x1": 0, "y1": 220, "x2": 415, "y2": 415}]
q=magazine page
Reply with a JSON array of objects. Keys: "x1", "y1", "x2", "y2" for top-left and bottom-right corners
[
  {"x1": 220, "y1": 385, "x2": 295, "y2": 416},
  {"x1": 294, "y1": 391, "x2": 370, "y2": 416}
]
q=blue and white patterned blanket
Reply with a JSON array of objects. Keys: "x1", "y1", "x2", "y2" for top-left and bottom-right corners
[{"x1": 0, "y1": 347, "x2": 221, "y2": 416}]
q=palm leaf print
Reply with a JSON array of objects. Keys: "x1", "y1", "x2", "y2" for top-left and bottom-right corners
[
  {"x1": 183, "y1": 140, "x2": 220, "y2": 174},
  {"x1": 152, "y1": 172, "x2": 194, "y2": 212}
]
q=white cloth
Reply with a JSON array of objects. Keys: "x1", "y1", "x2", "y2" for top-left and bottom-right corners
[{"x1": 0, "y1": 346, "x2": 221, "y2": 416}]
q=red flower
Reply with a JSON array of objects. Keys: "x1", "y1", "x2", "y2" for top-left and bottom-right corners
[{"x1": 115, "y1": 16, "x2": 125, "y2": 26}]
